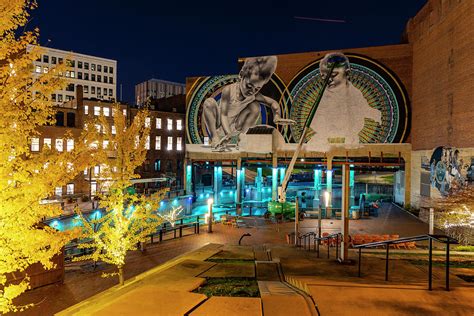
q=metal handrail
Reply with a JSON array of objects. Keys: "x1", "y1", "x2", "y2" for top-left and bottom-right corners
[
  {"x1": 297, "y1": 232, "x2": 343, "y2": 259},
  {"x1": 354, "y1": 234, "x2": 458, "y2": 291}
]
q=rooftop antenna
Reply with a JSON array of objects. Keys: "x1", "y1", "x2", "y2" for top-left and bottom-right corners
[
  {"x1": 294, "y1": 16, "x2": 346, "y2": 23},
  {"x1": 120, "y1": 84, "x2": 123, "y2": 102}
]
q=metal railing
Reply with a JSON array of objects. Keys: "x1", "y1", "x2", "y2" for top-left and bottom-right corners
[
  {"x1": 296, "y1": 232, "x2": 343, "y2": 259},
  {"x1": 354, "y1": 234, "x2": 458, "y2": 291}
]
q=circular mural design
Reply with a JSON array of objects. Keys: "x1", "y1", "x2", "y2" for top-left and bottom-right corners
[
  {"x1": 286, "y1": 54, "x2": 410, "y2": 143},
  {"x1": 186, "y1": 74, "x2": 290, "y2": 144}
]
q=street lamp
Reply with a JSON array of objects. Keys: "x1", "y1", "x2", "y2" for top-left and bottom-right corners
[{"x1": 207, "y1": 198, "x2": 213, "y2": 233}]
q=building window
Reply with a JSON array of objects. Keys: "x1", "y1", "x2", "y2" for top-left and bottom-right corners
[
  {"x1": 66, "y1": 95, "x2": 73, "y2": 101},
  {"x1": 91, "y1": 182, "x2": 97, "y2": 195},
  {"x1": 84, "y1": 62, "x2": 89, "y2": 70},
  {"x1": 55, "y1": 186, "x2": 62, "y2": 196},
  {"x1": 91, "y1": 64, "x2": 96, "y2": 71},
  {"x1": 44, "y1": 138, "x2": 51, "y2": 149},
  {"x1": 55, "y1": 112, "x2": 64, "y2": 126},
  {"x1": 109, "y1": 77, "x2": 113, "y2": 84},
  {"x1": 84, "y1": 73, "x2": 89, "y2": 81},
  {"x1": 145, "y1": 117, "x2": 151, "y2": 128},
  {"x1": 55, "y1": 138, "x2": 63, "y2": 152},
  {"x1": 156, "y1": 118, "x2": 162, "y2": 129},
  {"x1": 67, "y1": 112, "x2": 75, "y2": 127},
  {"x1": 91, "y1": 86, "x2": 95, "y2": 94},
  {"x1": 103, "y1": 140, "x2": 109, "y2": 149},
  {"x1": 104, "y1": 66, "x2": 108, "y2": 73},
  {"x1": 97, "y1": 75, "x2": 101, "y2": 83},
  {"x1": 103, "y1": 76, "x2": 107, "y2": 84},
  {"x1": 31, "y1": 137, "x2": 40, "y2": 152},
  {"x1": 155, "y1": 136, "x2": 161, "y2": 150},
  {"x1": 70, "y1": 71, "x2": 75, "y2": 78},
  {"x1": 94, "y1": 165, "x2": 100, "y2": 176},
  {"x1": 43, "y1": 55, "x2": 49, "y2": 63},
  {"x1": 51, "y1": 94, "x2": 56, "y2": 102},
  {"x1": 154, "y1": 159, "x2": 161, "y2": 171},
  {"x1": 123, "y1": 109, "x2": 127, "y2": 116},
  {"x1": 66, "y1": 59, "x2": 75, "y2": 67},
  {"x1": 84, "y1": 85, "x2": 89, "y2": 93},
  {"x1": 94, "y1": 106, "x2": 100, "y2": 116},
  {"x1": 177, "y1": 137, "x2": 182, "y2": 151},
  {"x1": 97, "y1": 87, "x2": 101, "y2": 96},
  {"x1": 84, "y1": 105, "x2": 89, "y2": 115},
  {"x1": 51, "y1": 56, "x2": 57, "y2": 64},
  {"x1": 97, "y1": 65, "x2": 102, "y2": 72},
  {"x1": 66, "y1": 183, "x2": 74, "y2": 195},
  {"x1": 109, "y1": 89, "x2": 113, "y2": 96},
  {"x1": 66, "y1": 83, "x2": 75, "y2": 92},
  {"x1": 109, "y1": 67, "x2": 113, "y2": 73},
  {"x1": 78, "y1": 61, "x2": 83, "y2": 68},
  {"x1": 58, "y1": 94, "x2": 63, "y2": 102},
  {"x1": 78, "y1": 72, "x2": 82, "y2": 80},
  {"x1": 111, "y1": 125, "x2": 116, "y2": 135},
  {"x1": 58, "y1": 57, "x2": 63, "y2": 64},
  {"x1": 176, "y1": 119, "x2": 182, "y2": 130},
  {"x1": 66, "y1": 139, "x2": 74, "y2": 152},
  {"x1": 167, "y1": 137, "x2": 173, "y2": 150},
  {"x1": 43, "y1": 66, "x2": 49, "y2": 73},
  {"x1": 145, "y1": 136, "x2": 150, "y2": 150},
  {"x1": 167, "y1": 118, "x2": 173, "y2": 130},
  {"x1": 103, "y1": 107, "x2": 110, "y2": 116},
  {"x1": 91, "y1": 74, "x2": 96, "y2": 81},
  {"x1": 35, "y1": 65, "x2": 41, "y2": 73}
]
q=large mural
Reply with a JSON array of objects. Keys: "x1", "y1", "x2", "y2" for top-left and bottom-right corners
[{"x1": 186, "y1": 52, "x2": 410, "y2": 150}]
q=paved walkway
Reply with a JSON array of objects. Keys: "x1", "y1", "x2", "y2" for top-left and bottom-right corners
[{"x1": 12, "y1": 203, "x2": 471, "y2": 315}]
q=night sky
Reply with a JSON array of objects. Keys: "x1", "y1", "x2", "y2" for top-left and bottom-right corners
[{"x1": 32, "y1": 0, "x2": 427, "y2": 103}]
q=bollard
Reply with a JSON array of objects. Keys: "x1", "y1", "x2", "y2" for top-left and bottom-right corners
[
  {"x1": 159, "y1": 229, "x2": 163, "y2": 242},
  {"x1": 179, "y1": 226, "x2": 183, "y2": 238}
]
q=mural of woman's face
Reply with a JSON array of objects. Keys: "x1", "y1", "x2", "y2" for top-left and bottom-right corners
[
  {"x1": 328, "y1": 67, "x2": 348, "y2": 88},
  {"x1": 239, "y1": 70, "x2": 267, "y2": 97}
]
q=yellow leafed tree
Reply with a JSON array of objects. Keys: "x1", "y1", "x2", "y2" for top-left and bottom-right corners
[
  {"x1": 76, "y1": 105, "x2": 167, "y2": 285},
  {"x1": 0, "y1": 1, "x2": 96, "y2": 312}
]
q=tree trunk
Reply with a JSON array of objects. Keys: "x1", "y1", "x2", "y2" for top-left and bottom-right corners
[{"x1": 118, "y1": 267, "x2": 124, "y2": 285}]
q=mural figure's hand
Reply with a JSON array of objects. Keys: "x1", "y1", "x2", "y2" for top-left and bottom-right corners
[{"x1": 274, "y1": 118, "x2": 296, "y2": 125}]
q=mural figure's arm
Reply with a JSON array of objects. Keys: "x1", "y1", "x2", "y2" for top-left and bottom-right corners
[
  {"x1": 255, "y1": 93, "x2": 295, "y2": 125},
  {"x1": 219, "y1": 86, "x2": 233, "y2": 136}
]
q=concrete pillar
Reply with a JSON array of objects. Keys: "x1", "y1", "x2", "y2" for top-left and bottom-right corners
[
  {"x1": 326, "y1": 169, "x2": 333, "y2": 209},
  {"x1": 341, "y1": 164, "x2": 350, "y2": 262},
  {"x1": 236, "y1": 158, "x2": 243, "y2": 215},
  {"x1": 350, "y1": 168, "x2": 355, "y2": 207},
  {"x1": 185, "y1": 161, "x2": 193, "y2": 195},
  {"x1": 403, "y1": 153, "x2": 411, "y2": 207},
  {"x1": 313, "y1": 169, "x2": 322, "y2": 207},
  {"x1": 279, "y1": 167, "x2": 285, "y2": 185},
  {"x1": 256, "y1": 167, "x2": 263, "y2": 201},
  {"x1": 272, "y1": 155, "x2": 278, "y2": 201},
  {"x1": 213, "y1": 164, "x2": 222, "y2": 205}
]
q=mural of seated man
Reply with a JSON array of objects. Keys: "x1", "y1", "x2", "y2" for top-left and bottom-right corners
[
  {"x1": 202, "y1": 55, "x2": 294, "y2": 148},
  {"x1": 307, "y1": 52, "x2": 382, "y2": 149}
]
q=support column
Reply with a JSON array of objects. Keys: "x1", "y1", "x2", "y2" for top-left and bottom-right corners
[
  {"x1": 256, "y1": 167, "x2": 263, "y2": 201},
  {"x1": 272, "y1": 155, "x2": 278, "y2": 201},
  {"x1": 350, "y1": 168, "x2": 355, "y2": 207},
  {"x1": 326, "y1": 170, "x2": 333, "y2": 208},
  {"x1": 279, "y1": 167, "x2": 285, "y2": 185},
  {"x1": 403, "y1": 153, "x2": 411, "y2": 207},
  {"x1": 185, "y1": 161, "x2": 193, "y2": 195},
  {"x1": 213, "y1": 164, "x2": 222, "y2": 205},
  {"x1": 341, "y1": 164, "x2": 350, "y2": 262},
  {"x1": 313, "y1": 169, "x2": 322, "y2": 208},
  {"x1": 236, "y1": 158, "x2": 243, "y2": 215}
]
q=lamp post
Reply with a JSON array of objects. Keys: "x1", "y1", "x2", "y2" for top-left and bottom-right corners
[{"x1": 208, "y1": 198, "x2": 213, "y2": 233}]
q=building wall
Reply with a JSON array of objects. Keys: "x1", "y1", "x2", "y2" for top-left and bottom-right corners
[
  {"x1": 31, "y1": 46, "x2": 117, "y2": 105},
  {"x1": 407, "y1": 0, "x2": 474, "y2": 150},
  {"x1": 135, "y1": 79, "x2": 186, "y2": 106}
]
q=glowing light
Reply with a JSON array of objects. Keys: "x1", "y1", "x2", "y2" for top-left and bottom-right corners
[
  {"x1": 199, "y1": 194, "x2": 204, "y2": 199},
  {"x1": 300, "y1": 158, "x2": 305, "y2": 162},
  {"x1": 207, "y1": 198, "x2": 214, "y2": 206},
  {"x1": 324, "y1": 191, "x2": 331, "y2": 208}
]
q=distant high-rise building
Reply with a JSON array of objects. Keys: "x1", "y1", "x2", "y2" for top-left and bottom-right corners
[
  {"x1": 30, "y1": 46, "x2": 117, "y2": 105},
  {"x1": 135, "y1": 79, "x2": 185, "y2": 106}
]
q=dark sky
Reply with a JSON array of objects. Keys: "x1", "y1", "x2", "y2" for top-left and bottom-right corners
[{"x1": 32, "y1": 0, "x2": 427, "y2": 103}]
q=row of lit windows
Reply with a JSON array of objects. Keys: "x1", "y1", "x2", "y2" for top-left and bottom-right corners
[
  {"x1": 84, "y1": 105, "x2": 126, "y2": 117},
  {"x1": 34, "y1": 66, "x2": 114, "y2": 84},
  {"x1": 145, "y1": 117, "x2": 183, "y2": 131},
  {"x1": 31, "y1": 137, "x2": 74, "y2": 152},
  {"x1": 55, "y1": 183, "x2": 75, "y2": 196},
  {"x1": 39, "y1": 55, "x2": 114, "y2": 73},
  {"x1": 148, "y1": 136, "x2": 182, "y2": 151}
]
